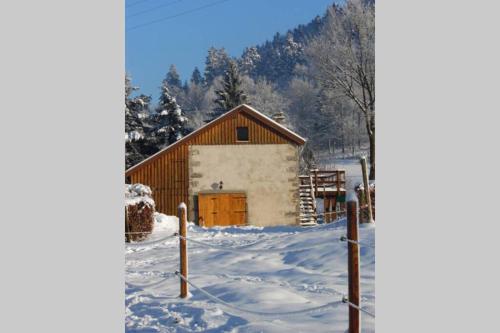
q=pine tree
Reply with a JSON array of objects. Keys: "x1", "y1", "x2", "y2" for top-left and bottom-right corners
[
  {"x1": 190, "y1": 67, "x2": 203, "y2": 85},
  {"x1": 206, "y1": 60, "x2": 247, "y2": 122},
  {"x1": 204, "y1": 47, "x2": 230, "y2": 85},
  {"x1": 165, "y1": 64, "x2": 182, "y2": 89},
  {"x1": 239, "y1": 46, "x2": 261, "y2": 76},
  {"x1": 152, "y1": 82, "x2": 190, "y2": 149},
  {"x1": 125, "y1": 74, "x2": 152, "y2": 169}
]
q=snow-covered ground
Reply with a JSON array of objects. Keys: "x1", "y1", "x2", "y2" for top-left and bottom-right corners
[
  {"x1": 317, "y1": 157, "x2": 364, "y2": 191},
  {"x1": 125, "y1": 215, "x2": 375, "y2": 332}
]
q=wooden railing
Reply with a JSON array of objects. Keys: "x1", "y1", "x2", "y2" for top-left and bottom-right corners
[
  {"x1": 299, "y1": 169, "x2": 346, "y2": 197},
  {"x1": 308, "y1": 174, "x2": 317, "y2": 213}
]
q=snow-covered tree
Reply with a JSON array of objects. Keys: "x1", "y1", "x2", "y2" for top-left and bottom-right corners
[
  {"x1": 165, "y1": 64, "x2": 182, "y2": 89},
  {"x1": 204, "y1": 47, "x2": 230, "y2": 85},
  {"x1": 151, "y1": 82, "x2": 190, "y2": 149},
  {"x1": 182, "y1": 82, "x2": 207, "y2": 128},
  {"x1": 207, "y1": 60, "x2": 247, "y2": 122},
  {"x1": 190, "y1": 67, "x2": 203, "y2": 85},
  {"x1": 284, "y1": 32, "x2": 303, "y2": 58},
  {"x1": 125, "y1": 74, "x2": 153, "y2": 169},
  {"x1": 241, "y1": 76, "x2": 288, "y2": 120},
  {"x1": 307, "y1": 0, "x2": 375, "y2": 178},
  {"x1": 239, "y1": 46, "x2": 261, "y2": 76},
  {"x1": 286, "y1": 77, "x2": 320, "y2": 140}
]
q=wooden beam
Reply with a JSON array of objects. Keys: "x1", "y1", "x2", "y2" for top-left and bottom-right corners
[{"x1": 360, "y1": 156, "x2": 374, "y2": 223}]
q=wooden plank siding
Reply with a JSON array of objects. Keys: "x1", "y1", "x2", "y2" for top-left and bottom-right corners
[{"x1": 126, "y1": 105, "x2": 305, "y2": 216}]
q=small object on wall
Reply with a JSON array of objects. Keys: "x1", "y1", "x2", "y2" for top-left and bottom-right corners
[{"x1": 219, "y1": 181, "x2": 224, "y2": 190}]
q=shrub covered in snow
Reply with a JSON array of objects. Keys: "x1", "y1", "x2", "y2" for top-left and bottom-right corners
[{"x1": 125, "y1": 184, "x2": 155, "y2": 242}]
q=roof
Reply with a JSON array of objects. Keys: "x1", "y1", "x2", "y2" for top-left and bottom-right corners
[{"x1": 125, "y1": 104, "x2": 306, "y2": 175}]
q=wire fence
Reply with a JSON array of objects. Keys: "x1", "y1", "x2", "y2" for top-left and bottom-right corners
[
  {"x1": 125, "y1": 201, "x2": 376, "y2": 327},
  {"x1": 340, "y1": 236, "x2": 376, "y2": 249},
  {"x1": 177, "y1": 233, "x2": 375, "y2": 252},
  {"x1": 342, "y1": 296, "x2": 376, "y2": 318},
  {"x1": 177, "y1": 234, "x2": 324, "y2": 254},
  {"x1": 126, "y1": 234, "x2": 177, "y2": 248},
  {"x1": 125, "y1": 215, "x2": 347, "y2": 250},
  {"x1": 125, "y1": 223, "x2": 375, "y2": 253},
  {"x1": 175, "y1": 272, "x2": 342, "y2": 317}
]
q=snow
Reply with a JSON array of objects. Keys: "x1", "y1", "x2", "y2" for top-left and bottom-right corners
[
  {"x1": 125, "y1": 184, "x2": 155, "y2": 207},
  {"x1": 315, "y1": 158, "x2": 366, "y2": 191},
  {"x1": 126, "y1": 130, "x2": 145, "y2": 142},
  {"x1": 357, "y1": 181, "x2": 375, "y2": 191},
  {"x1": 125, "y1": 219, "x2": 375, "y2": 332},
  {"x1": 153, "y1": 213, "x2": 179, "y2": 236}
]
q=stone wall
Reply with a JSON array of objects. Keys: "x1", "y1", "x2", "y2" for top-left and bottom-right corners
[{"x1": 188, "y1": 144, "x2": 300, "y2": 227}]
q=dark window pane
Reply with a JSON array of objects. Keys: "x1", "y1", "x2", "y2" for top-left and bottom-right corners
[{"x1": 236, "y1": 127, "x2": 249, "y2": 141}]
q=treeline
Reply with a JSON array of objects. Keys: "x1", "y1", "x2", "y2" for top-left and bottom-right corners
[{"x1": 126, "y1": 0, "x2": 375, "y2": 178}]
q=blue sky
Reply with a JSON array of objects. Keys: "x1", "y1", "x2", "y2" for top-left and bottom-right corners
[{"x1": 126, "y1": 0, "x2": 337, "y2": 100}]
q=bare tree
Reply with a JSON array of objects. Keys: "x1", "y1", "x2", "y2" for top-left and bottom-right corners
[{"x1": 307, "y1": 0, "x2": 375, "y2": 178}]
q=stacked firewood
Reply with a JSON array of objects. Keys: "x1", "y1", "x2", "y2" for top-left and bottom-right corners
[{"x1": 125, "y1": 184, "x2": 155, "y2": 242}]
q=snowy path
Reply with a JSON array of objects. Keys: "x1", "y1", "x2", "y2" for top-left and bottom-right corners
[{"x1": 125, "y1": 216, "x2": 375, "y2": 333}]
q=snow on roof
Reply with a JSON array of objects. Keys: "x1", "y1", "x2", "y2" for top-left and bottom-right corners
[
  {"x1": 125, "y1": 104, "x2": 306, "y2": 174},
  {"x1": 239, "y1": 104, "x2": 307, "y2": 143}
]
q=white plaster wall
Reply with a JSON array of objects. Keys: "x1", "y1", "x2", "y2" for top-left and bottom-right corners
[{"x1": 188, "y1": 144, "x2": 300, "y2": 227}]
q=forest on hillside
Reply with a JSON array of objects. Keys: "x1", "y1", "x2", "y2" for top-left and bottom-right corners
[{"x1": 126, "y1": 0, "x2": 375, "y2": 178}]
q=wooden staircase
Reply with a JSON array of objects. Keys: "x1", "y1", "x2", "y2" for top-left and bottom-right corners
[
  {"x1": 298, "y1": 169, "x2": 347, "y2": 226},
  {"x1": 299, "y1": 175, "x2": 318, "y2": 226}
]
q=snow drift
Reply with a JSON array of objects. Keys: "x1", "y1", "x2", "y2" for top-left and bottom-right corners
[{"x1": 125, "y1": 219, "x2": 375, "y2": 332}]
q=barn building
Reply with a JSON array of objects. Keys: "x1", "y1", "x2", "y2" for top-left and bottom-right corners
[{"x1": 125, "y1": 104, "x2": 307, "y2": 227}]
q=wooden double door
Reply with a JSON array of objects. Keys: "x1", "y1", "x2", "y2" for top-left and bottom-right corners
[{"x1": 197, "y1": 192, "x2": 247, "y2": 227}]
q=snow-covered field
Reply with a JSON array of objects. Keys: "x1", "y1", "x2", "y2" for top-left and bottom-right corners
[
  {"x1": 317, "y1": 157, "x2": 364, "y2": 190},
  {"x1": 125, "y1": 215, "x2": 375, "y2": 332}
]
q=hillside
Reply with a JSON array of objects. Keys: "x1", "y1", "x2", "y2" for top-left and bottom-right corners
[
  {"x1": 126, "y1": 0, "x2": 374, "y2": 173},
  {"x1": 238, "y1": 11, "x2": 327, "y2": 88}
]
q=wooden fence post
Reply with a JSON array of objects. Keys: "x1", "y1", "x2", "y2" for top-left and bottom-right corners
[
  {"x1": 178, "y1": 202, "x2": 188, "y2": 298},
  {"x1": 125, "y1": 206, "x2": 130, "y2": 243},
  {"x1": 347, "y1": 197, "x2": 360, "y2": 333},
  {"x1": 360, "y1": 156, "x2": 374, "y2": 223}
]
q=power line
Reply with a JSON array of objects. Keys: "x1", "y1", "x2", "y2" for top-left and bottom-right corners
[
  {"x1": 127, "y1": 0, "x2": 233, "y2": 32},
  {"x1": 127, "y1": 0, "x2": 184, "y2": 19}
]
